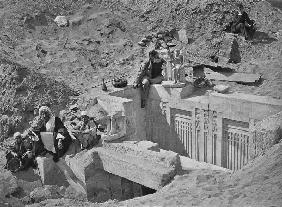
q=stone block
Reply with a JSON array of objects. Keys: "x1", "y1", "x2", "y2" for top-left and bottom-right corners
[
  {"x1": 250, "y1": 111, "x2": 282, "y2": 159},
  {"x1": 97, "y1": 141, "x2": 181, "y2": 190},
  {"x1": 177, "y1": 29, "x2": 189, "y2": 44},
  {"x1": 36, "y1": 155, "x2": 68, "y2": 187}
]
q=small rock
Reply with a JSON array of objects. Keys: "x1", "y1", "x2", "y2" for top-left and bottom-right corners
[
  {"x1": 141, "y1": 37, "x2": 150, "y2": 43},
  {"x1": 69, "y1": 16, "x2": 84, "y2": 27},
  {"x1": 54, "y1": 16, "x2": 69, "y2": 27},
  {"x1": 30, "y1": 185, "x2": 62, "y2": 203},
  {"x1": 177, "y1": 28, "x2": 189, "y2": 44},
  {"x1": 145, "y1": 35, "x2": 153, "y2": 40},
  {"x1": 70, "y1": 104, "x2": 78, "y2": 111},
  {"x1": 167, "y1": 41, "x2": 177, "y2": 47},
  {"x1": 213, "y1": 84, "x2": 230, "y2": 93},
  {"x1": 157, "y1": 34, "x2": 164, "y2": 39},
  {"x1": 138, "y1": 41, "x2": 147, "y2": 47}
]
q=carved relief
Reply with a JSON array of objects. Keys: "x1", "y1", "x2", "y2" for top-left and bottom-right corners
[
  {"x1": 101, "y1": 112, "x2": 127, "y2": 142},
  {"x1": 212, "y1": 111, "x2": 217, "y2": 133},
  {"x1": 160, "y1": 101, "x2": 168, "y2": 116},
  {"x1": 203, "y1": 109, "x2": 209, "y2": 131},
  {"x1": 195, "y1": 108, "x2": 201, "y2": 130}
]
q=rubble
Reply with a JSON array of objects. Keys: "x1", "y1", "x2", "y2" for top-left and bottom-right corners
[{"x1": 30, "y1": 185, "x2": 62, "y2": 203}]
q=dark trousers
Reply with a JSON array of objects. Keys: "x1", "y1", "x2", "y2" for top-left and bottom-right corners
[
  {"x1": 232, "y1": 23, "x2": 250, "y2": 39},
  {"x1": 139, "y1": 75, "x2": 164, "y2": 107}
]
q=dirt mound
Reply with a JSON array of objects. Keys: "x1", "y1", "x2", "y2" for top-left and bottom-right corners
[{"x1": 0, "y1": 58, "x2": 76, "y2": 140}]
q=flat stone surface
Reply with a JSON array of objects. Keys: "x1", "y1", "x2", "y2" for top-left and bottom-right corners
[
  {"x1": 65, "y1": 141, "x2": 180, "y2": 190},
  {"x1": 180, "y1": 156, "x2": 231, "y2": 172},
  {"x1": 204, "y1": 68, "x2": 261, "y2": 83},
  {"x1": 210, "y1": 92, "x2": 282, "y2": 106},
  {"x1": 162, "y1": 81, "x2": 186, "y2": 88},
  {"x1": 97, "y1": 141, "x2": 181, "y2": 190}
]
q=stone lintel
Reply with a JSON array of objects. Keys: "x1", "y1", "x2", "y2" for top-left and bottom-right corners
[
  {"x1": 96, "y1": 143, "x2": 180, "y2": 190},
  {"x1": 66, "y1": 141, "x2": 180, "y2": 190}
]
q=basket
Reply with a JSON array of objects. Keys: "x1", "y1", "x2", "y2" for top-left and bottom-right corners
[{"x1": 112, "y1": 78, "x2": 128, "y2": 88}]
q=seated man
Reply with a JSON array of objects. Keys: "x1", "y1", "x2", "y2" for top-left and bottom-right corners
[
  {"x1": 26, "y1": 106, "x2": 72, "y2": 162},
  {"x1": 72, "y1": 111, "x2": 99, "y2": 150},
  {"x1": 231, "y1": 3, "x2": 255, "y2": 40},
  {"x1": 171, "y1": 49, "x2": 184, "y2": 83},
  {"x1": 5, "y1": 132, "x2": 34, "y2": 172},
  {"x1": 133, "y1": 50, "x2": 166, "y2": 108}
]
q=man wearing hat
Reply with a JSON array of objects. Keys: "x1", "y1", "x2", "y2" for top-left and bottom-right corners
[
  {"x1": 72, "y1": 111, "x2": 98, "y2": 150},
  {"x1": 5, "y1": 132, "x2": 34, "y2": 172},
  {"x1": 133, "y1": 50, "x2": 166, "y2": 108}
]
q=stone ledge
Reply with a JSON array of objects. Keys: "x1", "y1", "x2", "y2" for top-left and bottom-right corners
[
  {"x1": 65, "y1": 141, "x2": 180, "y2": 190},
  {"x1": 162, "y1": 81, "x2": 186, "y2": 88}
]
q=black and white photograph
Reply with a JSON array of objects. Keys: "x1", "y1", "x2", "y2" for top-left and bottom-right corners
[{"x1": 0, "y1": 0, "x2": 282, "y2": 206}]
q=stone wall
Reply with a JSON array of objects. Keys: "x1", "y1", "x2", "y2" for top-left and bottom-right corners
[
  {"x1": 129, "y1": 84, "x2": 282, "y2": 170},
  {"x1": 250, "y1": 111, "x2": 282, "y2": 159}
]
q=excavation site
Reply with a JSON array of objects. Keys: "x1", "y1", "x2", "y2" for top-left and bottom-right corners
[{"x1": 0, "y1": 0, "x2": 282, "y2": 207}]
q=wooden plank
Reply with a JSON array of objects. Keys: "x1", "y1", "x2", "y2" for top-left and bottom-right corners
[{"x1": 204, "y1": 68, "x2": 261, "y2": 83}]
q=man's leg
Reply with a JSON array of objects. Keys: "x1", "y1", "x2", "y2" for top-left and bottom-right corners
[
  {"x1": 236, "y1": 23, "x2": 249, "y2": 40},
  {"x1": 149, "y1": 75, "x2": 164, "y2": 84},
  {"x1": 172, "y1": 68, "x2": 177, "y2": 83},
  {"x1": 140, "y1": 77, "x2": 150, "y2": 108}
]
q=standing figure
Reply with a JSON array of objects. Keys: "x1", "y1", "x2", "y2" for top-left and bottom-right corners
[
  {"x1": 171, "y1": 49, "x2": 184, "y2": 83},
  {"x1": 133, "y1": 50, "x2": 166, "y2": 108}
]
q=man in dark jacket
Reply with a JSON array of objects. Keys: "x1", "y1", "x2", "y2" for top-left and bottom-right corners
[
  {"x1": 26, "y1": 106, "x2": 72, "y2": 162},
  {"x1": 231, "y1": 3, "x2": 255, "y2": 40},
  {"x1": 133, "y1": 50, "x2": 166, "y2": 108}
]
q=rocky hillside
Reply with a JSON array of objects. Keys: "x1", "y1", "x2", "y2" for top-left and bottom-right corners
[{"x1": 0, "y1": 56, "x2": 76, "y2": 140}]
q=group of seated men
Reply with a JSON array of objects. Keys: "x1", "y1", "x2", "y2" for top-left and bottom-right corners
[{"x1": 5, "y1": 106, "x2": 101, "y2": 172}]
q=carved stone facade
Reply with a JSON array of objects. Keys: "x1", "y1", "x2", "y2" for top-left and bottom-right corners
[{"x1": 168, "y1": 107, "x2": 252, "y2": 170}]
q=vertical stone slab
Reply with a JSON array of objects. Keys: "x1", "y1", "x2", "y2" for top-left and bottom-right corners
[
  {"x1": 207, "y1": 109, "x2": 213, "y2": 164},
  {"x1": 36, "y1": 156, "x2": 68, "y2": 187},
  {"x1": 132, "y1": 182, "x2": 143, "y2": 198},
  {"x1": 109, "y1": 174, "x2": 122, "y2": 200},
  {"x1": 216, "y1": 111, "x2": 223, "y2": 167},
  {"x1": 121, "y1": 178, "x2": 134, "y2": 200},
  {"x1": 86, "y1": 169, "x2": 111, "y2": 202}
]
